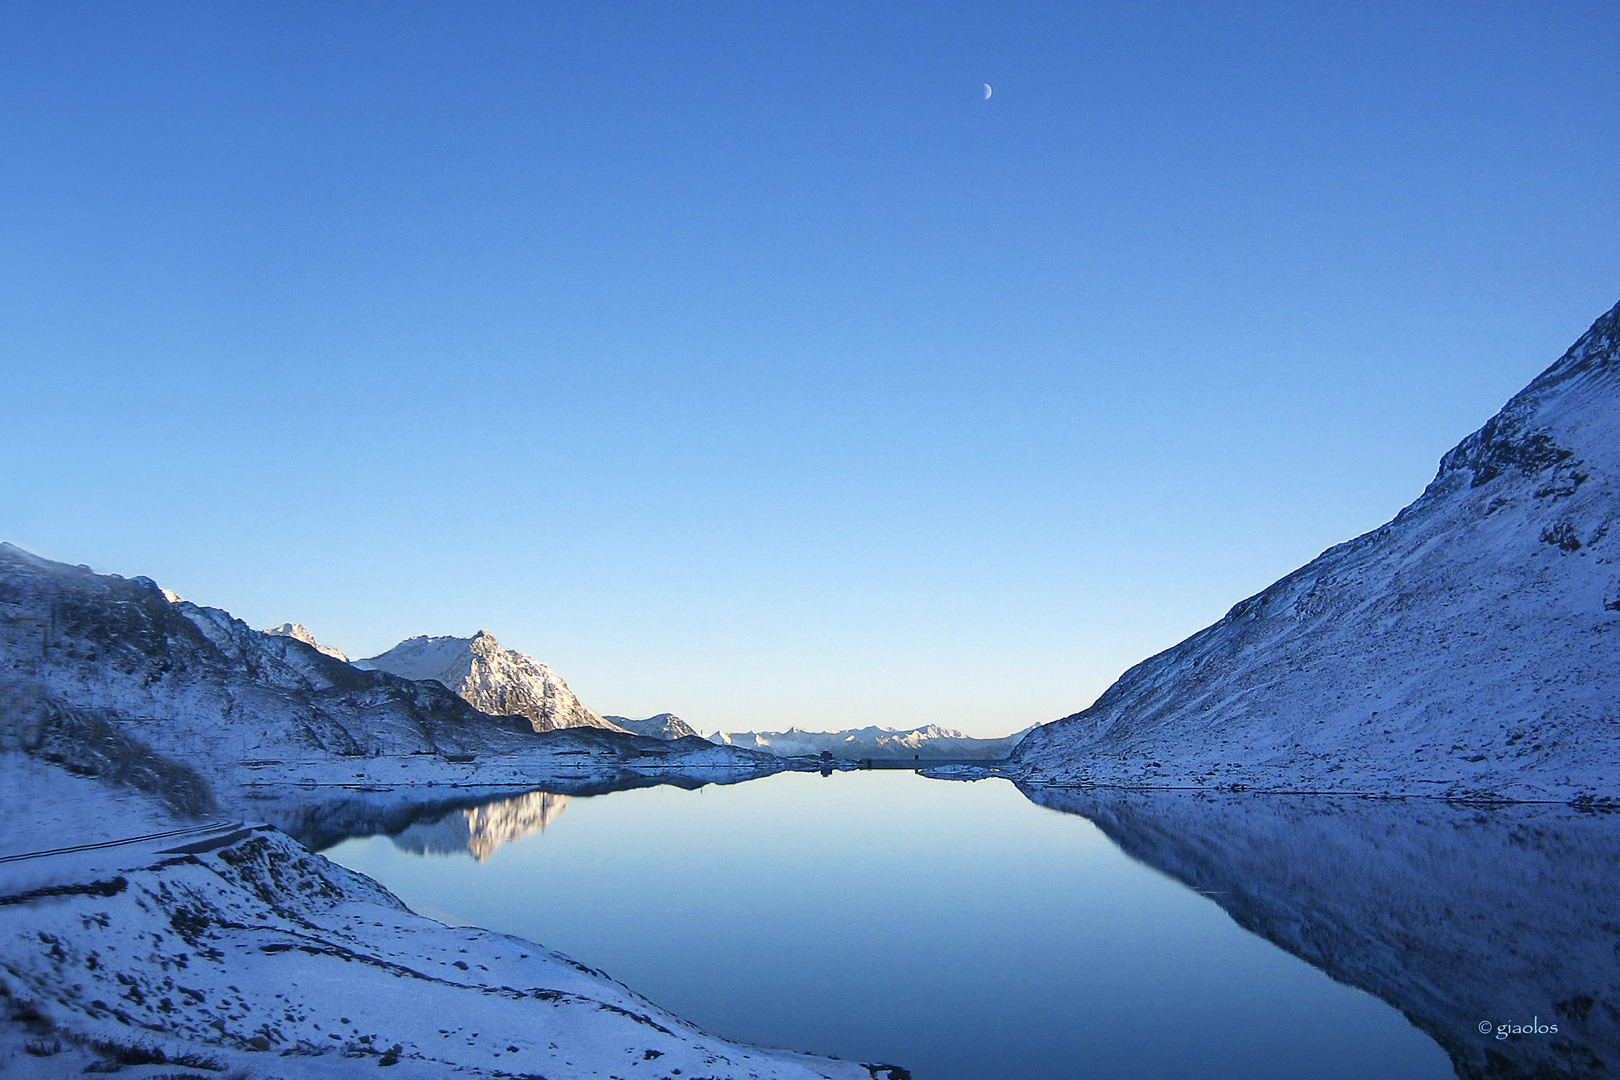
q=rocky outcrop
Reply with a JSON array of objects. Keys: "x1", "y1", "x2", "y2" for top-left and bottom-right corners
[{"x1": 1013, "y1": 300, "x2": 1620, "y2": 801}]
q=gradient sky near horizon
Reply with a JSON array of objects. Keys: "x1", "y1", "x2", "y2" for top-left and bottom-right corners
[{"x1": 4, "y1": 2, "x2": 1618, "y2": 736}]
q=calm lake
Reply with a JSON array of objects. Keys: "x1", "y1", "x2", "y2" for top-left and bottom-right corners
[{"x1": 322, "y1": 769, "x2": 1465, "y2": 1079}]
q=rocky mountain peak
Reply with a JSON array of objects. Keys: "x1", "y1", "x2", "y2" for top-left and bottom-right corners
[
  {"x1": 262, "y1": 622, "x2": 349, "y2": 662},
  {"x1": 357, "y1": 633, "x2": 628, "y2": 735}
]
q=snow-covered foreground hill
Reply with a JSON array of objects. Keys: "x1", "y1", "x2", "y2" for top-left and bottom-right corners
[
  {"x1": 1023, "y1": 786, "x2": 1620, "y2": 1080},
  {"x1": 0, "y1": 748, "x2": 903, "y2": 1080},
  {"x1": 358, "y1": 631, "x2": 629, "y2": 734},
  {"x1": 1014, "y1": 300, "x2": 1620, "y2": 801}
]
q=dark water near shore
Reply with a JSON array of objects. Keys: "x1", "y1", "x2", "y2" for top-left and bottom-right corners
[{"x1": 322, "y1": 770, "x2": 1477, "y2": 1079}]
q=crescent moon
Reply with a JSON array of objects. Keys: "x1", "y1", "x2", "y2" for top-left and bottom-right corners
[{"x1": 983, "y1": 83, "x2": 992, "y2": 100}]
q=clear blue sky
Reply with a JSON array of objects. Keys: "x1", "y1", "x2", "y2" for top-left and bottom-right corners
[{"x1": 4, "y1": 2, "x2": 1617, "y2": 736}]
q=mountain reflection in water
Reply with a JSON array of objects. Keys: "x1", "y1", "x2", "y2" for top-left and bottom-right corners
[
  {"x1": 389, "y1": 790, "x2": 570, "y2": 860},
  {"x1": 257, "y1": 771, "x2": 708, "y2": 852},
  {"x1": 1022, "y1": 786, "x2": 1620, "y2": 1080}
]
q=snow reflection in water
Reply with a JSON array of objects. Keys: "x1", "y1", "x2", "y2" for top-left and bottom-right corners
[{"x1": 318, "y1": 769, "x2": 1609, "y2": 1080}]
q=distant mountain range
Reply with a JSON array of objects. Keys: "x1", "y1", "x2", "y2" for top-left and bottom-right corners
[
  {"x1": 356, "y1": 631, "x2": 630, "y2": 735},
  {"x1": 1013, "y1": 298, "x2": 1620, "y2": 802},
  {"x1": 710, "y1": 724, "x2": 1033, "y2": 760},
  {"x1": 0, "y1": 545, "x2": 520, "y2": 760}
]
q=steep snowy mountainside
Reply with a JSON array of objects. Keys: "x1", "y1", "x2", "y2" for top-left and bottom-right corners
[
  {"x1": 712, "y1": 723, "x2": 1033, "y2": 760},
  {"x1": 357, "y1": 632, "x2": 629, "y2": 735},
  {"x1": 606, "y1": 712, "x2": 700, "y2": 739},
  {"x1": 263, "y1": 621, "x2": 348, "y2": 661},
  {"x1": 1013, "y1": 299, "x2": 1620, "y2": 801}
]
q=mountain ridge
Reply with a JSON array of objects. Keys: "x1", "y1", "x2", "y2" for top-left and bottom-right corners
[{"x1": 0, "y1": 545, "x2": 790, "y2": 792}]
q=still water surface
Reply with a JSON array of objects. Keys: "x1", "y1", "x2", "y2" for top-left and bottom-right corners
[{"x1": 326, "y1": 770, "x2": 1453, "y2": 1080}]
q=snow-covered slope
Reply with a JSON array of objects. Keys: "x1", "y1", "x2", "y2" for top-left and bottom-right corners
[
  {"x1": 607, "y1": 712, "x2": 701, "y2": 740},
  {"x1": 263, "y1": 622, "x2": 348, "y2": 661},
  {"x1": 1013, "y1": 300, "x2": 1620, "y2": 802},
  {"x1": 357, "y1": 632, "x2": 629, "y2": 735},
  {"x1": 713, "y1": 724, "x2": 1032, "y2": 760}
]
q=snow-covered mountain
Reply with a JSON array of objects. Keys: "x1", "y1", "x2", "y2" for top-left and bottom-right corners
[
  {"x1": 606, "y1": 712, "x2": 700, "y2": 740},
  {"x1": 262, "y1": 621, "x2": 348, "y2": 661},
  {"x1": 712, "y1": 723, "x2": 1033, "y2": 760},
  {"x1": 1013, "y1": 299, "x2": 1620, "y2": 802},
  {"x1": 0, "y1": 546, "x2": 791, "y2": 792},
  {"x1": 356, "y1": 631, "x2": 629, "y2": 735}
]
